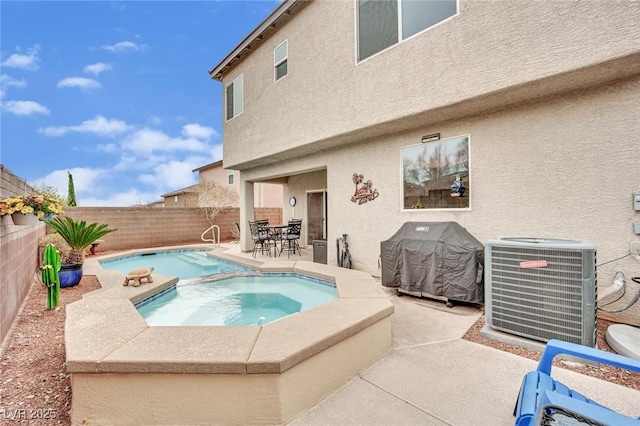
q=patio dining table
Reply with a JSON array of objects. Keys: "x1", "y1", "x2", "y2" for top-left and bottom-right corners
[{"x1": 266, "y1": 224, "x2": 289, "y2": 257}]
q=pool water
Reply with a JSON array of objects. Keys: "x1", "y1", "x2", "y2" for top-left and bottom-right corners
[
  {"x1": 100, "y1": 250, "x2": 248, "y2": 279},
  {"x1": 136, "y1": 274, "x2": 338, "y2": 326}
]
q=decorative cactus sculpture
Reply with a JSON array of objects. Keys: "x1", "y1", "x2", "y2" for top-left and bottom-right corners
[{"x1": 42, "y1": 243, "x2": 61, "y2": 309}]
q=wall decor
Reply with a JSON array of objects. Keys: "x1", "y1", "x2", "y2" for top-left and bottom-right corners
[{"x1": 351, "y1": 173, "x2": 379, "y2": 205}]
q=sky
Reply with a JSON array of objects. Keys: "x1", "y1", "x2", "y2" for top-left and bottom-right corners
[{"x1": 0, "y1": 0, "x2": 279, "y2": 206}]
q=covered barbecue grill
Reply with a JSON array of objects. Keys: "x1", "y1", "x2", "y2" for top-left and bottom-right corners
[{"x1": 380, "y1": 222, "x2": 484, "y2": 304}]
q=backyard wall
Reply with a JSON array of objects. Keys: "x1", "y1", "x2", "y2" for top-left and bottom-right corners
[
  {"x1": 0, "y1": 165, "x2": 45, "y2": 348},
  {"x1": 63, "y1": 207, "x2": 282, "y2": 252}
]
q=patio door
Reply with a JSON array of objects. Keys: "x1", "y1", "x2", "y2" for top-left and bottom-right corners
[{"x1": 306, "y1": 190, "x2": 326, "y2": 245}]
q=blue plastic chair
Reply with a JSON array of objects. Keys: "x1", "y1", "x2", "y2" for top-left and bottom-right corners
[{"x1": 514, "y1": 339, "x2": 640, "y2": 426}]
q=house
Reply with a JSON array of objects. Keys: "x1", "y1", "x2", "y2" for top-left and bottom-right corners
[
  {"x1": 159, "y1": 160, "x2": 283, "y2": 208},
  {"x1": 160, "y1": 184, "x2": 199, "y2": 208},
  {"x1": 209, "y1": 0, "x2": 640, "y2": 279},
  {"x1": 193, "y1": 160, "x2": 283, "y2": 208}
]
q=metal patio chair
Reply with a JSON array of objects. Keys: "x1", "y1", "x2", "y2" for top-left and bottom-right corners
[
  {"x1": 280, "y1": 219, "x2": 302, "y2": 258},
  {"x1": 248, "y1": 220, "x2": 271, "y2": 258},
  {"x1": 514, "y1": 339, "x2": 640, "y2": 426}
]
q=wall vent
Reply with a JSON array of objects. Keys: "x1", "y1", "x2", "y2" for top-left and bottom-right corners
[{"x1": 485, "y1": 238, "x2": 597, "y2": 347}]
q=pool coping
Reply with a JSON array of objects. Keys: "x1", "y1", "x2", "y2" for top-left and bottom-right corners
[{"x1": 67, "y1": 244, "x2": 394, "y2": 375}]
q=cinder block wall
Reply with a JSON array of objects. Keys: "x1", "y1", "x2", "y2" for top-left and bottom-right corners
[
  {"x1": 62, "y1": 207, "x2": 282, "y2": 251},
  {"x1": 0, "y1": 165, "x2": 45, "y2": 347}
]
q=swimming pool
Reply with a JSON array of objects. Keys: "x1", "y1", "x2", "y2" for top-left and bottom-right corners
[
  {"x1": 99, "y1": 249, "x2": 248, "y2": 278},
  {"x1": 136, "y1": 274, "x2": 338, "y2": 326}
]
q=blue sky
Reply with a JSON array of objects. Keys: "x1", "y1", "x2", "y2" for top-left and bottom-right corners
[{"x1": 0, "y1": 0, "x2": 278, "y2": 206}]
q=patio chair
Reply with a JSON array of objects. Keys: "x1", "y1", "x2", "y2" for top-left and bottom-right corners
[
  {"x1": 514, "y1": 339, "x2": 640, "y2": 426},
  {"x1": 280, "y1": 219, "x2": 302, "y2": 258},
  {"x1": 248, "y1": 220, "x2": 271, "y2": 258}
]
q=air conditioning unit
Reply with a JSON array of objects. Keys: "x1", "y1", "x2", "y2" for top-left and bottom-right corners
[{"x1": 485, "y1": 238, "x2": 597, "y2": 347}]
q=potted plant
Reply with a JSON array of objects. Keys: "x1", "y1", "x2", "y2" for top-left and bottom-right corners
[
  {"x1": 44, "y1": 216, "x2": 117, "y2": 287},
  {"x1": 0, "y1": 193, "x2": 65, "y2": 225}
]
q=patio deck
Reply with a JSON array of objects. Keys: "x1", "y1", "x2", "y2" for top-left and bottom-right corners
[{"x1": 221, "y1": 243, "x2": 640, "y2": 425}]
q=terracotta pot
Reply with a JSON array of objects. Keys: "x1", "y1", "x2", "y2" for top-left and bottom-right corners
[
  {"x1": 11, "y1": 213, "x2": 40, "y2": 226},
  {"x1": 59, "y1": 263, "x2": 83, "y2": 288}
]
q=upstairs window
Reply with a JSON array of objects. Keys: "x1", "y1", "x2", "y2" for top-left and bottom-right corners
[
  {"x1": 357, "y1": 0, "x2": 457, "y2": 61},
  {"x1": 274, "y1": 40, "x2": 288, "y2": 81},
  {"x1": 228, "y1": 171, "x2": 234, "y2": 185},
  {"x1": 225, "y1": 74, "x2": 243, "y2": 121}
]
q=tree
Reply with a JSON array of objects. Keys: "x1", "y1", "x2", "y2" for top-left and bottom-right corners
[
  {"x1": 67, "y1": 171, "x2": 77, "y2": 206},
  {"x1": 189, "y1": 181, "x2": 239, "y2": 225}
]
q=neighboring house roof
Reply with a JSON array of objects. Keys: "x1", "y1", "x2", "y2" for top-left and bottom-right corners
[
  {"x1": 208, "y1": 0, "x2": 306, "y2": 81},
  {"x1": 192, "y1": 160, "x2": 223, "y2": 173},
  {"x1": 160, "y1": 184, "x2": 199, "y2": 198}
]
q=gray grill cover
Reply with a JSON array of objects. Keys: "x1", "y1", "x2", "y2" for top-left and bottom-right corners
[{"x1": 381, "y1": 222, "x2": 484, "y2": 303}]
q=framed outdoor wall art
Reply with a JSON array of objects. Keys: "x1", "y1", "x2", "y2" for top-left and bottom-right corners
[{"x1": 401, "y1": 135, "x2": 470, "y2": 210}]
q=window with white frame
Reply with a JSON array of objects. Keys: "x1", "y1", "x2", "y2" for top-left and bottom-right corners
[
  {"x1": 357, "y1": 0, "x2": 457, "y2": 61},
  {"x1": 228, "y1": 171, "x2": 234, "y2": 185},
  {"x1": 225, "y1": 74, "x2": 243, "y2": 121},
  {"x1": 401, "y1": 135, "x2": 469, "y2": 209},
  {"x1": 274, "y1": 40, "x2": 288, "y2": 81}
]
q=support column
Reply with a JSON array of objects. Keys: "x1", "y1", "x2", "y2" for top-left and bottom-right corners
[{"x1": 240, "y1": 179, "x2": 255, "y2": 253}]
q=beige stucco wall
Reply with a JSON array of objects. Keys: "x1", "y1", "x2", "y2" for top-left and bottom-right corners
[
  {"x1": 283, "y1": 170, "x2": 327, "y2": 246},
  {"x1": 239, "y1": 75, "x2": 640, "y2": 282},
  {"x1": 222, "y1": 0, "x2": 640, "y2": 170},
  {"x1": 199, "y1": 164, "x2": 283, "y2": 208}
]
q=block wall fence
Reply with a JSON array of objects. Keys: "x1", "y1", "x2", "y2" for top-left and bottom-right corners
[
  {"x1": 0, "y1": 165, "x2": 44, "y2": 348},
  {"x1": 63, "y1": 207, "x2": 282, "y2": 252}
]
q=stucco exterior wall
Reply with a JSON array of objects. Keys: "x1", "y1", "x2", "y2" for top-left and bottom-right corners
[
  {"x1": 283, "y1": 170, "x2": 327, "y2": 246},
  {"x1": 222, "y1": 0, "x2": 640, "y2": 170},
  {"x1": 198, "y1": 163, "x2": 283, "y2": 208},
  {"x1": 240, "y1": 75, "x2": 640, "y2": 282}
]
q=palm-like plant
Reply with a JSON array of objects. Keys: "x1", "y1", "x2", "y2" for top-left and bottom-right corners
[{"x1": 44, "y1": 217, "x2": 117, "y2": 264}]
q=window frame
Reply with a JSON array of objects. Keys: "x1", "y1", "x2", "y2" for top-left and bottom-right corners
[
  {"x1": 228, "y1": 171, "x2": 234, "y2": 185},
  {"x1": 225, "y1": 74, "x2": 244, "y2": 121},
  {"x1": 356, "y1": 0, "x2": 459, "y2": 63},
  {"x1": 400, "y1": 134, "x2": 470, "y2": 211},
  {"x1": 274, "y1": 40, "x2": 288, "y2": 82}
]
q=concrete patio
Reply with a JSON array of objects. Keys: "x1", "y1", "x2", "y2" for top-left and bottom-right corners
[{"x1": 219, "y1": 243, "x2": 640, "y2": 425}]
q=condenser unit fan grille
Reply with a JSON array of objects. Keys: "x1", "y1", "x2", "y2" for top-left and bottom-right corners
[{"x1": 486, "y1": 239, "x2": 597, "y2": 346}]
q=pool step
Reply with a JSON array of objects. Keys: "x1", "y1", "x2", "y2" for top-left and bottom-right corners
[{"x1": 176, "y1": 253, "x2": 216, "y2": 267}]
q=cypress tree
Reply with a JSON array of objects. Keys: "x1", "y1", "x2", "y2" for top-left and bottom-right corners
[{"x1": 67, "y1": 171, "x2": 77, "y2": 206}]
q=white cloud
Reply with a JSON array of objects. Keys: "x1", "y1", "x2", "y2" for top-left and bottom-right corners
[
  {"x1": 138, "y1": 159, "x2": 200, "y2": 192},
  {"x1": 57, "y1": 77, "x2": 102, "y2": 91},
  {"x1": 34, "y1": 167, "x2": 159, "y2": 207},
  {"x1": 39, "y1": 115, "x2": 132, "y2": 137},
  {"x1": 121, "y1": 128, "x2": 209, "y2": 155},
  {"x1": 2, "y1": 100, "x2": 50, "y2": 116},
  {"x1": 1, "y1": 45, "x2": 41, "y2": 70},
  {"x1": 101, "y1": 41, "x2": 149, "y2": 53},
  {"x1": 84, "y1": 62, "x2": 113, "y2": 75},
  {"x1": 181, "y1": 123, "x2": 218, "y2": 141},
  {"x1": 209, "y1": 143, "x2": 223, "y2": 163},
  {"x1": 0, "y1": 74, "x2": 27, "y2": 88},
  {"x1": 96, "y1": 143, "x2": 120, "y2": 154},
  {"x1": 0, "y1": 74, "x2": 27, "y2": 99},
  {"x1": 33, "y1": 167, "x2": 109, "y2": 200},
  {"x1": 80, "y1": 188, "x2": 160, "y2": 207}
]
